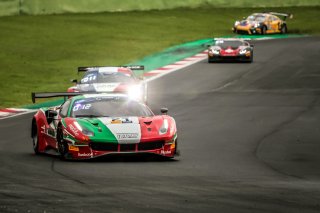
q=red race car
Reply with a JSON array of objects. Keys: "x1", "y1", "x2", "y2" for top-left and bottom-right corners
[
  {"x1": 208, "y1": 39, "x2": 254, "y2": 63},
  {"x1": 31, "y1": 93, "x2": 178, "y2": 160},
  {"x1": 68, "y1": 65, "x2": 147, "y2": 103}
]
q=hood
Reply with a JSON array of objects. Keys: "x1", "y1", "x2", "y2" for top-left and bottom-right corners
[
  {"x1": 220, "y1": 47, "x2": 239, "y2": 56},
  {"x1": 65, "y1": 115, "x2": 173, "y2": 144},
  {"x1": 76, "y1": 116, "x2": 141, "y2": 144},
  {"x1": 77, "y1": 83, "x2": 126, "y2": 92}
]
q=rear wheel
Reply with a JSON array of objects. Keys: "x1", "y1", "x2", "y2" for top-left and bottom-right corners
[
  {"x1": 32, "y1": 123, "x2": 40, "y2": 154},
  {"x1": 57, "y1": 126, "x2": 68, "y2": 160},
  {"x1": 281, "y1": 24, "x2": 287, "y2": 34}
]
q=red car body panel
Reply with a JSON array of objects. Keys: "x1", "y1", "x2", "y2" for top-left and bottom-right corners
[{"x1": 32, "y1": 103, "x2": 177, "y2": 160}]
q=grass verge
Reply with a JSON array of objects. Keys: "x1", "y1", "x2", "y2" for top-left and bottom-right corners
[{"x1": 0, "y1": 6, "x2": 319, "y2": 108}]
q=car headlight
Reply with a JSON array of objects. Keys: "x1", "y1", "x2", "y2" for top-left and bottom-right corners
[
  {"x1": 82, "y1": 128, "x2": 94, "y2": 137},
  {"x1": 254, "y1": 23, "x2": 260, "y2": 28},
  {"x1": 212, "y1": 49, "x2": 220, "y2": 54},
  {"x1": 234, "y1": 21, "x2": 240, "y2": 26},
  {"x1": 128, "y1": 85, "x2": 143, "y2": 101},
  {"x1": 74, "y1": 121, "x2": 94, "y2": 136},
  {"x1": 159, "y1": 119, "x2": 169, "y2": 135},
  {"x1": 239, "y1": 49, "x2": 247, "y2": 54}
]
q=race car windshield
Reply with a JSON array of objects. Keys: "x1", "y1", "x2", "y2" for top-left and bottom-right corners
[
  {"x1": 247, "y1": 15, "x2": 266, "y2": 22},
  {"x1": 215, "y1": 40, "x2": 244, "y2": 49},
  {"x1": 80, "y1": 71, "x2": 135, "y2": 84},
  {"x1": 71, "y1": 98, "x2": 153, "y2": 118}
]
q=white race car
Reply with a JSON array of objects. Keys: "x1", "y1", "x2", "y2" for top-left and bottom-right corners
[{"x1": 68, "y1": 66, "x2": 147, "y2": 103}]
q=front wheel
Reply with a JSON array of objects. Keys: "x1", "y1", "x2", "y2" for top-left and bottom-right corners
[
  {"x1": 32, "y1": 123, "x2": 40, "y2": 154},
  {"x1": 248, "y1": 52, "x2": 253, "y2": 63},
  {"x1": 261, "y1": 26, "x2": 267, "y2": 35},
  {"x1": 57, "y1": 127, "x2": 68, "y2": 160}
]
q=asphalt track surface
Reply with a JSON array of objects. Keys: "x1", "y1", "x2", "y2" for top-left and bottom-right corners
[{"x1": 1, "y1": 37, "x2": 320, "y2": 213}]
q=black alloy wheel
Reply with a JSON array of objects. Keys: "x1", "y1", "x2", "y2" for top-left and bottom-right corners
[{"x1": 57, "y1": 126, "x2": 68, "y2": 159}]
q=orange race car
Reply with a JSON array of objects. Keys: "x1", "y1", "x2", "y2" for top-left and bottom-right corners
[{"x1": 232, "y1": 12, "x2": 293, "y2": 35}]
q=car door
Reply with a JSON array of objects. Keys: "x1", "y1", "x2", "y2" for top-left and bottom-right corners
[
  {"x1": 270, "y1": 16, "x2": 280, "y2": 33},
  {"x1": 42, "y1": 109, "x2": 60, "y2": 149}
]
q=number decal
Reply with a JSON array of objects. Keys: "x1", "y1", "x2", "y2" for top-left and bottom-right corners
[
  {"x1": 82, "y1": 74, "x2": 97, "y2": 83},
  {"x1": 73, "y1": 104, "x2": 92, "y2": 111}
]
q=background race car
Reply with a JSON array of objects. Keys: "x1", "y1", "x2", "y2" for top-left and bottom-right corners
[
  {"x1": 31, "y1": 93, "x2": 178, "y2": 160},
  {"x1": 233, "y1": 12, "x2": 293, "y2": 35},
  {"x1": 208, "y1": 39, "x2": 254, "y2": 63},
  {"x1": 68, "y1": 65, "x2": 147, "y2": 103}
]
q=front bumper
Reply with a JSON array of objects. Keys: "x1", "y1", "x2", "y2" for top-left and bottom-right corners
[
  {"x1": 208, "y1": 52, "x2": 252, "y2": 62},
  {"x1": 233, "y1": 26, "x2": 261, "y2": 35},
  {"x1": 65, "y1": 140, "x2": 177, "y2": 160}
]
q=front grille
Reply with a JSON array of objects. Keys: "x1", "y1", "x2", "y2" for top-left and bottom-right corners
[
  {"x1": 120, "y1": 144, "x2": 136, "y2": 152},
  {"x1": 90, "y1": 142, "x2": 118, "y2": 151},
  {"x1": 90, "y1": 140, "x2": 165, "y2": 152},
  {"x1": 138, "y1": 141, "x2": 164, "y2": 151},
  {"x1": 221, "y1": 56, "x2": 241, "y2": 60}
]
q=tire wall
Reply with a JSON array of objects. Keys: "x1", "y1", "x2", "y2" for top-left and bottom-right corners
[{"x1": 1, "y1": 0, "x2": 320, "y2": 16}]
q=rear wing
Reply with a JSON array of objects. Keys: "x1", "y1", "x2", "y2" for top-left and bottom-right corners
[
  {"x1": 267, "y1": 12, "x2": 293, "y2": 20},
  {"x1": 31, "y1": 92, "x2": 94, "y2": 103},
  {"x1": 77, "y1": 65, "x2": 145, "y2": 73}
]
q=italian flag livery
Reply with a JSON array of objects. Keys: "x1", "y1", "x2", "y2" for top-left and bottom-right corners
[{"x1": 31, "y1": 93, "x2": 178, "y2": 160}]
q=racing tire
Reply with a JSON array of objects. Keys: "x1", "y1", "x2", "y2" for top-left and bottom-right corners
[
  {"x1": 261, "y1": 26, "x2": 267, "y2": 35},
  {"x1": 32, "y1": 122, "x2": 40, "y2": 154},
  {"x1": 281, "y1": 24, "x2": 288, "y2": 34},
  {"x1": 248, "y1": 52, "x2": 253, "y2": 63},
  {"x1": 57, "y1": 126, "x2": 68, "y2": 160},
  {"x1": 174, "y1": 140, "x2": 179, "y2": 155},
  {"x1": 208, "y1": 59, "x2": 215, "y2": 63}
]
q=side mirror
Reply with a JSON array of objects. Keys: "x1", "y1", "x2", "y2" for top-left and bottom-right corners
[
  {"x1": 71, "y1": 79, "x2": 78, "y2": 84},
  {"x1": 48, "y1": 110, "x2": 58, "y2": 118},
  {"x1": 160, "y1": 108, "x2": 168, "y2": 114}
]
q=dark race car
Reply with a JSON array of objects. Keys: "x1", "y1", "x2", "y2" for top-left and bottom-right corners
[
  {"x1": 207, "y1": 39, "x2": 254, "y2": 63},
  {"x1": 68, "y1": 65, "x2": 147, "y2": 103},
  {"x1": 31, "y1": 92, "x2": 178, "y2": 160}
]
